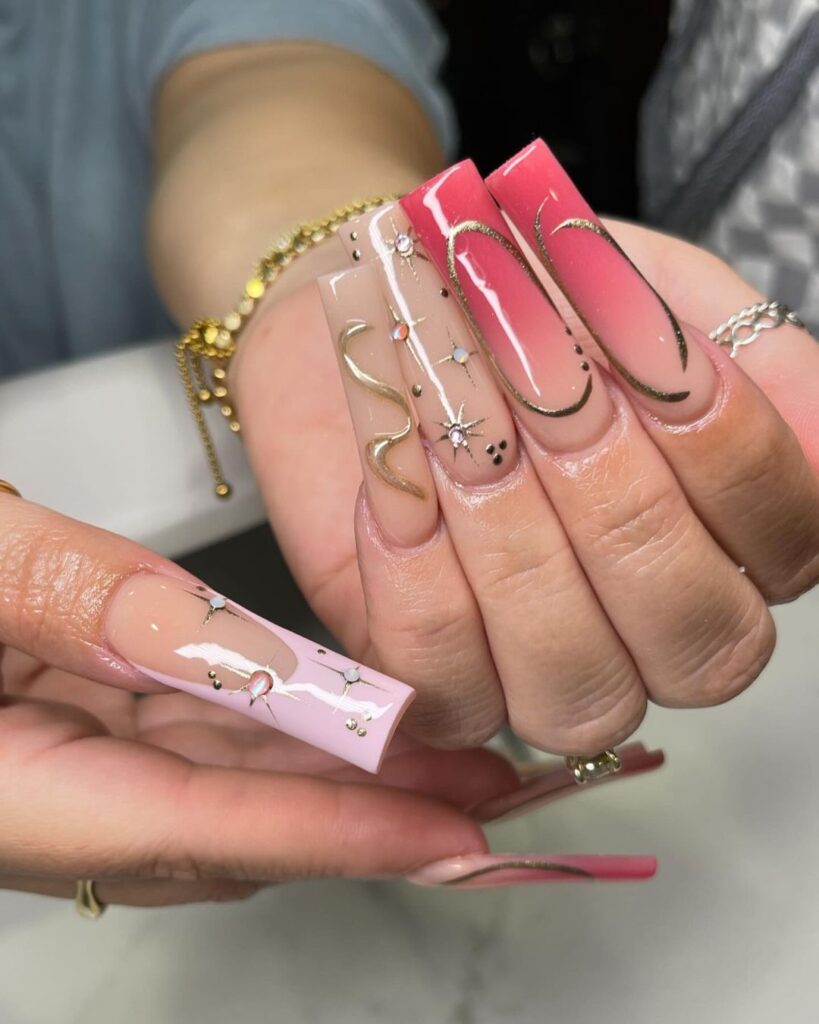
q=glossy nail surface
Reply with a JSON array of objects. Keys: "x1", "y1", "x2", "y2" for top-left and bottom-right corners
[
  {"x1": 487, "y1": 139, "x2": 718, "y2": 421},
  {"x1": 471, "y1": 743, "x2": 665, "y2": 824},
  {"x1": 338, "y1": 203, "x2": 518, "y2": 484},
  {"x1": 106, "y1": 573, "x2": 415, "y2": 773},
  {"x1": 318, "y1": 263, "x2": 438, "y2": 547},
  {"x1": 401, "y1": 160, "x2": 613, "y2": 452},
  {"x1": 406, "y1": 852, "x2": 657, "y2": 888}
]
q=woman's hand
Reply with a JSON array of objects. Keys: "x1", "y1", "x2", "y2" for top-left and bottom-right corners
[
  {"x1": 0, "y1": 494, "x2": 528, "y2": 908},
  {"x1": 231, "y1": 169, "x2": 819, "y2": 756}
]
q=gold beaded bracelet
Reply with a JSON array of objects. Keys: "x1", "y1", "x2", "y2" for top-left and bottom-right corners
[{"x1": 176, "y1": 194, "x2": 396, "y2": 498}]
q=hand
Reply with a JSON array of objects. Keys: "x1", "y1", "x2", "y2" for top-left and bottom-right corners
[
  {"x1": 232, "y1": 153, "x2": 819, "y2": 756},
  {"x1": 0, "y1": 494, "x2": 523, "y2": 908}
]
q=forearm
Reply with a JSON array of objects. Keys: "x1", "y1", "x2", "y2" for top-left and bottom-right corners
[{"x1": 149, "y1": 41, "x2": 444, "y2": 324}]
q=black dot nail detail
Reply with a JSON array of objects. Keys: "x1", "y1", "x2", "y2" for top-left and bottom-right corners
[
  {"x1": 440, "y1": 288, "x2": 449, "y2": 298},
  {"x1": 352, "y1": 249, "x2": 361, "y2": 261},
  {"x1": 573, "y1": 344, "x2": 583, "y2": 355},
  {"x1": 412, "y1": 384, "x2": 423, "y2": 397},
  {"x1": 581, "y1": 361, "x2": 590, "y2": 371},
  {"x1": 499, "y1": 439, "x2": 507, "y2": 450},
  {"x1": 486, "y1": 444, "x2": 495, "y2": 454},
  {"x1": 350, "y1": 231, "x2": 358, "y2": 241},
  {"x1": 565, "y1": 326, "x2": 573, "y2": 336},
  {"x1": 492, "y1": 454, "x2": 503, "y2": 465}
]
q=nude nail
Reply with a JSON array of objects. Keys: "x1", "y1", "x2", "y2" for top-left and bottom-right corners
[
  {"x1": 338, "y1": 203, "x2": 519, "y2": 484},
  {"x1": 487, "y1": 139, "x2": 718, "y2": 422},
  {"x1": 406, "y1": 852, "x2": 657, "y2": 888},
  {"x1": 471, "y1": 743, "x2": 665, "y2": 824},
  {"x1": 105, "y1": 573, "x2": 415, "y2": 773},
  {"x1": 318, "y1": 263, "x2": 438, "y2": 548},
  {"x1": 401, "y1": 160, "x2": 614, "y2": 452}
]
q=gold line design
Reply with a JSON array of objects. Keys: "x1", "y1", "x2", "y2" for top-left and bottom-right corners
[
  {"x1": 536, "y1": 212, "x2": 690, "y2": 403},
  {"x1": 339, "y1": 320, "x2": 426, "y2": 499},
  {"x1": 446, "y1": 221, "x2": 593, "y2": 417},
  {"x1": 442, "y1": 859, "x2": 595, "y2": 886}
]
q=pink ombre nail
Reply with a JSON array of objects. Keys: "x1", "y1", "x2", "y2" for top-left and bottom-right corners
[
  {"x1": 486, "y1": 140, "x2": 718, "y2": 421},
  {"x1": 471, "y1": 743, "x2": 665, "y2": 824},
  {"x1": 406, "y1": 852, "x2": 657, "y2": 888},
  {"x1": 105, "y1": 573, "x2": 414, "y2": 773},
  {"x1": 401, "y1": 160, "x2": 613, "y2": 452}
]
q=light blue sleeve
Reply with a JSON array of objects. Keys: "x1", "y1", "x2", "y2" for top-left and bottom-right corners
[{"x1": 125, "y1": 0, "x2": 456, "y2": 154}]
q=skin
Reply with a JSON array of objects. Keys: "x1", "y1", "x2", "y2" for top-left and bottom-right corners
[{"x1": 2, "y1": 42, "x2": 818, "y2": 908}]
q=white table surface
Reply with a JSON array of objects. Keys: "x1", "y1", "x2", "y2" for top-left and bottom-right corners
[
  {"x1": 1, "y1": 343, "x2": 817, "y2": 1023},
  {"x1": 0, "y1": 590, "x2": 816, "y2": 1024}
]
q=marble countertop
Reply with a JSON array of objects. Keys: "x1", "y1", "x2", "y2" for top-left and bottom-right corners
[{"x1": 1, "y1": 590, "x2": 816, "y2": 1024}]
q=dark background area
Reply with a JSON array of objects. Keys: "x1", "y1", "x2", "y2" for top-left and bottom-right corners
[
  {"x1": 181, "y1": 0, "x2": 672, "y2": 626},
  {"x1": 433, "y1": 0, "x2": 670, "y2": 217}
]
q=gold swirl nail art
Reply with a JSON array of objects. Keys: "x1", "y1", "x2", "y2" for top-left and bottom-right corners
[
  {"x1": 535, "y1": 212, "x2": 690, "y2": 403},
  {"x1": 446, "y1": 220, "x2": 593, "y2": 417},
  {"x1": 441, "y1": 858, "x2": 595, "y2": 885},
  {"x1": 339, "y1": 320, "x2": 426, "y2": 499}
]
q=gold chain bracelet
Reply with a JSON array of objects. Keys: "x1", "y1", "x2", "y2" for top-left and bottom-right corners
[{"x1": 177, "y1": 194, "x2": 396, "y2": 498}]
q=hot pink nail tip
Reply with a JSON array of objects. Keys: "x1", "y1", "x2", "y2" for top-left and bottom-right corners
[
  {"x1": 406, "y1": 853, "x2": 657, "y2": 888},
  {"x1": 472, "y1": 743, "x2": 665, "y2": 824}
]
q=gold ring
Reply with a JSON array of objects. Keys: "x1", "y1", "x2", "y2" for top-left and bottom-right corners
[
  {"x1": 0, "y1": 480, "x2": 21, "y2": 498},
  {"x1": 565, "y1": 749, "x2": 622, "y2": 784},
  {"x1": 74, "y1": 879, "x2": 106, "y2": 919}
]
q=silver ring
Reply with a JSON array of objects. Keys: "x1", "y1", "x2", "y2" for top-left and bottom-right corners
[{"x1": 709, "y1": 300, "x2": 806, "y2": 359}]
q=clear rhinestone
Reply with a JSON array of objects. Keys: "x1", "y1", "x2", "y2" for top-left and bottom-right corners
[
  {"x1": 209, "y1": 596, "x2": 226, "y2": 610},
  {"x1": 394, "y1": 233, "x2": 413, "y2": 255},
  {"x1": 452, "y1": 346, "x2": 469, "y2": 364},
  {"x1": 391, "y1": 322, "x2": 410, "y2": 342},
  {"x1": 343, "y1": 668, "x2": 361, "y2": 684},
  {"x1": 449, "y1": 426, "x2": 466, "y2": 447}
]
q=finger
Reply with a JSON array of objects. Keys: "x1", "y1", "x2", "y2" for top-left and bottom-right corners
[
  {"x1": 132, "y1": 687, "x2": 520, "y2": 808},
  {"x1": 317, "y1": 263, "x2": 507, "y2": 747},
  {"x1": 0, "y1": 696, "x2": 487, "y2": 882},
  {"x1": 488, "y1": 140, "x2": 819, "y2": 604},
  {"x1": 0, "y1": 874, "x2": 262, "y2": 908},
  {"x1": 0, "y1": 496, "x2": 416, "y2": 772}
]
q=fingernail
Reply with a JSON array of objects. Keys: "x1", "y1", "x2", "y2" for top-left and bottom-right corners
[
  {"x1": 471, "y1": 743, "x2": 665, "y2": 824},
  {"x1": 338, "y1": 203, "x2": 519, "y2": 485},
  {"x1": 318, "y1": 263, "x2": 438, "y2": 548},
  {"x1": 486, "y1": 140, "x2": 718, "y2": 422},
  {"x1": 401, "y1": 160, "x2": 614, "y2": 452},
  {"x1": 406, "y1": 852, "x2": 657, "y2": 888},
  {"x1": 105, "y1": 573, "x2": 415, "y2": 773}
]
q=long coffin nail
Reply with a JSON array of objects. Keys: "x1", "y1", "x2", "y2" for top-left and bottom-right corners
[
  {"x1": 338, "y1": 203, "x2": 518, "y2": 484},
  {"x1": 406, "y1": 852, "x2": 657, "y2": 888},
  {"x1": 471, "y1": 743, "x2": 665, "y2": 824},
  {"x1": 401, "y1": 160, "x2": 613, "y2": 452},
  {"x1": 106, "y1": 573, "x2": 415, "y2": 773},
  {"x1": 318, "y1": 263, "x2": 438, "y2": 548},
  {"x1": 486, "y1": 140, "x2": 718, "y2": 421}
]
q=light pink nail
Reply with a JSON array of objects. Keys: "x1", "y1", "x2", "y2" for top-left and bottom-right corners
[
  {"x1": 471, "y1": 743, "x2": 665, "y2": 824},
  {"x1": 401, "y1": 160, "x2": 613, "y2": 452},
  {"x1": 106, "y1": 573, "x2": 415, "y2": 773},
  {"x1": 406, "y1": 852, "x2": 657, "y2": 888},
  {"x1": 486, "y1": 140, "x2": 718, "y2": 421},
  {"x1": 338, "y1": 203, "x2": 519, "y2": 484},
  {"x1": 318, "y1": 263, "x2": 438, "y2": 548}
]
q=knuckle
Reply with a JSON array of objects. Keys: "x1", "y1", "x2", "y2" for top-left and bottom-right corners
[
  {"x1": 668, "y1": 601, "x2": 776, "y2": 706},
  {"x1": 508, "y1": 657, "x2": 647, "y2": 756},
  {"x1": 579, "y1": 477, "x2": 686, "y2": 570},
  {"x1": 479, "y1": 525, "x2": 574, "y2": 606}
]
